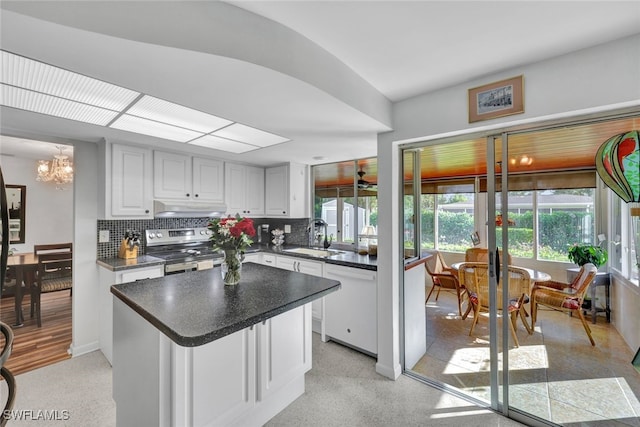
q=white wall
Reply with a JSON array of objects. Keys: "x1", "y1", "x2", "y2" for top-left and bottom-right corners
[
  {"x1": 0, "y1": 154, "x2": 73, "y2": 252},
  {"x1": 611, "y1": 275, "x2": 640, "y2": 352},
  {"x1": 70, "y1": 142, "x2": 100, "y2": 356},
  {"x1": 375, "y1": 35, "x2": 640, "y2": 378}
]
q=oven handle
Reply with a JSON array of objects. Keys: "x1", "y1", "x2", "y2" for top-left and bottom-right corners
[{"x1": 165, "y1": 261, "x2": 198, "y2": 274}]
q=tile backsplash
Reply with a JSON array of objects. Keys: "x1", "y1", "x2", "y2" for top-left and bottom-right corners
[{"x1": 97, "y1": 217, "x2": 311, "y2": 259}]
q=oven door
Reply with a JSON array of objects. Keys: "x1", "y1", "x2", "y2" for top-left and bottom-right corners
[{"x1": 165, "y1": 261, "x2": 198, "y2": 275}]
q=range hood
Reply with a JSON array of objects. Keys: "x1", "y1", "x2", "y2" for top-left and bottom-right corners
[{"x1": 153, "y1": 200, "x2": 227, "y2": 218}]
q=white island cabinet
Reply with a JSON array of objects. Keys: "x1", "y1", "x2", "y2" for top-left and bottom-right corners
[
  {"x1": 113, "y1": 299, "x2": 311, "y2": 427},
  {"x1": 111, "y1": 264, "x2": 339, "y2": 427}
]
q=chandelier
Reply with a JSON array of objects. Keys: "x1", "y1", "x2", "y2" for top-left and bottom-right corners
[{"x1": 36, "y1": 146, "x2": 74, "y2": 186}]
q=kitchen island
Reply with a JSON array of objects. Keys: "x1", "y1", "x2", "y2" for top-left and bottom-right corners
[{"x1": 111, "y1": 262, "x2": 340, "y2": 427}]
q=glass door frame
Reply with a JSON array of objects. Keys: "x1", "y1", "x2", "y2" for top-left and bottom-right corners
[{"x1": 486, "y1": 133, "x2": 515, "y2": 416}]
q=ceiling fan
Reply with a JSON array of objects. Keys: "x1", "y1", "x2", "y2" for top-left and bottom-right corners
[{"x1": 357, "y1": 166, "x2": 377, "y2": 191}]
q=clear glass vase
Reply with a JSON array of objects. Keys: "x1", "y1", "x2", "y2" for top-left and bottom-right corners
[{"x1": 221, "y1": 250, "x2": 243, "y2": 285}]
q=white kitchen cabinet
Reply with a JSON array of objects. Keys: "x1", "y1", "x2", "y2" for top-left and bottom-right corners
[
  {"x1": 113, "y1": 299, "x2": 311, "y2": 427},
  {"x1": 242, "y1": 252, "x2": 262, "y2": 264},
  {"x1": 274, "y1": 255, "x2": 325, "y2": 337},
  {"x1": 225, "y1": 163, "x2": 264, "y2": 216},
  {"x1": 275, "y1": 255, "x2": 323, "y2": 276},
  {"x1": 98, "y1": 264, "x2": 164, "y2": 365},
  {"x1": 154, "y1": 151, "x2": 224, "y2": 202},
  {"x1": 192, "y1": 157, "x2": 225, "y2": 202},
  {"x1": 110, "y1": 143, "x2": 154, "y2": 218},
  {"x1": 323, "y1": 264, "x2": 377, "y2": 355},
  {"x1": 262, "y1": 254, "x2": 277, "y2": 267},
  {"x1": 265, "y1": 163, "x2": 307, "y2": 217},
  {"x1": 258, "y1": 304, "x2": 311, "y2": 401}
]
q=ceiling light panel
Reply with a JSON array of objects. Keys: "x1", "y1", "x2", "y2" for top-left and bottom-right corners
[
  {"x1": 110, "y1": 115, "x2": 203, "y2": 142},
  {"x1": 1, "y1": 84, "x2": 119, "y2": 125},
  {"x1": 126, "y1": 95, "x2": 232, "y2": 133},
  {"x1": 212, "y1": 123, "x2": 289, "y2": 147},
  {"x1": 189, "y1": 135, "x2": 258, "y2": 153},
  {"x1": 1, "y1": 51, "x2": 139, "y2": 111}
]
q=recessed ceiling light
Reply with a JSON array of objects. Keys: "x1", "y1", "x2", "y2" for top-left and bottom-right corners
[
  {"x1": 1, "y1": 83, "x2": 119, "y2": 125},
  {"x1": 0, "y1": 50, "x2": 139, "y2": 110},
  {"x1": 125, "y1": 95, "x2": 232, "y2": 133},
  {"x1": 110, "y1": 115, "x2": 203, "y2": 142},
  {"x1": 189, "y1": 135, "x2": 257, "y2": 153},
  {"x1": 0, "y1": 50, "x2": 291, "y2": 154},
  {"x1": 212, "y1": 123, "x2": 289, "y2": 147}
]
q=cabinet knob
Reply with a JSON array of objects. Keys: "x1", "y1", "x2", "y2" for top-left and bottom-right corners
[
  {"x1": 194, "y1": 194, "x2": 199, "y2": 197},
  {"x1": 186, "y1": 193, "x2": 190, "y2": 197},
  {"x1": 347, "y1": 329, "x2": 351, "y2": 333},
  {"x1": 145, "y1": 210, "x2": 149, "y2": 214},
  {"x1": 282, "y1": 211, "x2": 286, "y2": 214}
]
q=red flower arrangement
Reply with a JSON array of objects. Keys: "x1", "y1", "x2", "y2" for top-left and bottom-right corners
[{"x1": 208, "y1": 215, "x2": 256, "y2": 252}]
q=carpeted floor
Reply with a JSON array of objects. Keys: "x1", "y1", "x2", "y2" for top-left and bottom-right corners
[{"x1": 2, "y1": 334, "x2": 525, "y2": 426}]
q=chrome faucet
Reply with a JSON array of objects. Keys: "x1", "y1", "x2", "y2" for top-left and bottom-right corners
[{"x1": 308, "y1": 218, "x2": 331, "y2": 248}]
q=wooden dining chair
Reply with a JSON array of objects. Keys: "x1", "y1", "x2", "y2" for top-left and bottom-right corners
[
  {"x1": 530, "y1": 263, "x2": 598, "y2": 346},
  {"x1": 457, "y1": 262, "x2": 530, "y2": 347},
  {"x1": 34, "y1": 242, "x2": 73, "y2": 256},
  {"x1": 31, "y1": 251, "x2": 73, "y2": 327},
  {"x1": 34, "y1": 242, "x2": 73, "y2": 294},
  {"x1": 424, "y1": 251, "x2": 468, "y2": 317}
]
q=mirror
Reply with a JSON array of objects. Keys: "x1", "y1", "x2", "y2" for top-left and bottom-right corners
[{"x1": 6, "y1": 185, "x2": 25, "y2": 244}]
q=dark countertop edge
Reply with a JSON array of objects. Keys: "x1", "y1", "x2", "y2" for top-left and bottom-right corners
[
  {"x1": 111, "y1": 282, "x2": 340, "y2": 347},
  {"x1": 97, "y1": 255, "x2": 165, "y2": 272},
  {"x1": 324, "y1": 258, "x2": 377, "y2": 271},
  {"x1": 257, "y1": 245, "x2": 378, "y2": 271},
  {"x1": 98, "y1": 246, "x2": 377, "y2": 272}
]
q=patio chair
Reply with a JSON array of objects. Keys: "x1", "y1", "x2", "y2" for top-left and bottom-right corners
[
  {"x1": 424, "y1": 251, "x2": 468, "y2": 317},
  {"x1": 465, "y1": 247, "x2": 512, "y2": 264},
  {"x1": 530, "y1": 263, "x2": 598, "y2": 346},
  {"x1": 457, "y1": 262, "x2": 531, "y2": 347}
]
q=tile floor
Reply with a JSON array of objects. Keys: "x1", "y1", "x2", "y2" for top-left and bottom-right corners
[{"x1": 410, "y1": 291, "x2": 640, "y2": 426}]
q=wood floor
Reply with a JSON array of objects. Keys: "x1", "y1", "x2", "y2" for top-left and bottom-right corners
[{"x1": 0, "y1": 291, "x2": 72, "y2": 376}]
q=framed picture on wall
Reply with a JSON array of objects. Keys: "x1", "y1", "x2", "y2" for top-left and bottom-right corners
[
  {"x1": 468, "y1": 75, "x2": 524, "y2": 123},
  {"x1": 470, "y1": 231, "x2": 480, "y2": 246}
]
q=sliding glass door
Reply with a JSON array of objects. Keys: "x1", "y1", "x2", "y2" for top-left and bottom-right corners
[{"x1": 402, "y1": 113, "x2": 640, "y2": 426}]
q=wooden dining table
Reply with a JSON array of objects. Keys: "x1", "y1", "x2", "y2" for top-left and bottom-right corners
[{"x1": 6, "y1": 252, "x2": 39, "y2": 327}]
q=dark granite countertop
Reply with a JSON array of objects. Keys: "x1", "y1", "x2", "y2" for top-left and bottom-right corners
[
  {"x1": 110, "y1": 262, "x2": 341, "y2": 347},
  {"x1": 98, "y1": 245, "x2": 377, "y2": 272},
  {"x1": 249, "y1": 244, "x2": 378, "y2": 271},
  {"x1": 97, "y1": 255, "x2": 165, "y2": 272}
]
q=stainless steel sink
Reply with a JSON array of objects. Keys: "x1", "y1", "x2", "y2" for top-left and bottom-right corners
[{"x1": 281, "y1": 247, "x2": 345, "y2": 258}]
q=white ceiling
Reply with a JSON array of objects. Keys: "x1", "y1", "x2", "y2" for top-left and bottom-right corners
[{"x1": 1, "y1": 1, "x2": 639, "y2": 165}]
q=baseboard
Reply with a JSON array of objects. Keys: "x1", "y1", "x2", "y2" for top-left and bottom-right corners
[
  {"x1": 69, "y1": 340, "x2": 100, "y2": 357},
  {"x1": 375, "y1": 361, "x2": 402, "y2": 380}
]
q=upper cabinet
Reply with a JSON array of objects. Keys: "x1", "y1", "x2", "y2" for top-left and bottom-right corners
[
  {"x1": 265, "y1": 163, "x2": 307, "y2": 217},
  {"x1": 225, "y1": 163, "x2": 264, "y2": 217},
  {"x1": 109, "y1": 143, "x2": 154, "y2": 218},
  {"x1": 154, "y1": 151, "x2": 224, "y2": 203}
]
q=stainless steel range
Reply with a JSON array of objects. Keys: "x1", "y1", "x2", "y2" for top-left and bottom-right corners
[{"x1": 145, "y1": 227, "x2": 223, "y2": 275}]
